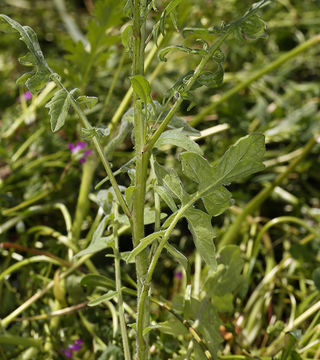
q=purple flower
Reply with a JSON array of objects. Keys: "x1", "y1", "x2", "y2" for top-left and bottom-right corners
[
  {"x1": 61, "y1": 348, "x2": 73, "y2": 358},
  {"x1": 17, "y1": 91, "x2": 32, "y2": 103},
  {"x1": 175, "y1": 271, "x2": 182, "y2": 280},
  {"x1": 68, "y1": 142, "x2": 92, "y2": 163},
  {"x1": 61, "y1": 339, "x2": 83, "y2": 358},
  {"x1": 24, "y1": 91, "x2": 32, "y2": 101}
]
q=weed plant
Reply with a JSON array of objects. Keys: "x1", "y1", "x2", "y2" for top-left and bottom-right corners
[{"x1": 0, "y1": 0, "x2": 320, "y2": 359}]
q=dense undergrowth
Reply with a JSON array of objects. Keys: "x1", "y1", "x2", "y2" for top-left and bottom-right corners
[{"x1": 0, "y1": 0, "x2": 320, "y2": 359}]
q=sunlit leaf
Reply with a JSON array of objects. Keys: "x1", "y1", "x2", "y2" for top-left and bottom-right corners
[
  {"x1": 45, "y1": 89, "x2": 77, "y2": 132},
  {"x1": 155, "y1": 128, "x2": 203, "y2": 154}
]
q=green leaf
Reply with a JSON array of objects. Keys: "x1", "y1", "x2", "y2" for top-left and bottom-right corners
[
  {"x1": 197, "y1": 65, "x2": 224, "y2": 88},
  {"x1": 46, "y1": 89, "x2": 76, "y2": 132},
  {"x1": 154, "y1": 185, "x2": 177, "y2": 212},
  {"x1": 163, "y1": 169, "x2": 187, "y2": 200},
  {"x1": 180, "y1": 152, "x2": 212, "y2": 184},
  {"x1": 158, "y1": 45, "x2": 206, "y2": 62},
  {"x1": 130, "y1": 75, "x2": 152, "y2": 104},
  {"x1": 81, "y1": 274, "x2": 116, "y2": 289},
  {"x1": 127, "y1": 231, "x2": 165, "y2": 263},
  {"x1": 213, "y1": 133, "x2": 265, "y2": 185},
  {"x1": 0, "y1": 15, "x2": 51, "y2": 93},
  {"x1": 312, "y1": 267, "x2": 320, "y2": 291},
  {"x1": 155, "y1": 128, "x2": 203, "y2": 155},
  {"x1": 168, "y1": 113, "x2": 200, "y2": 136},
  {"x1": 240, "y1": 14, "x2": 267, "y2": 40},
  {"x1": 121, "y1": 23, "x2": 133, "y2": 52},
  {"x1": 88, "y1": 290, "x2": 119, "y2": 307},
  {"x1": 185, "y1": 208, "x2": 217, "y2": 270},
  {"x1": 76, "y1": 95, "x2": 98, "y2": 109},
  {"x1": 144, "y1": 207, "x2": 167, "y2": 225},
  {"x1": 165, "y1": 243, "x2": 191, "y2": 284},
  {"x1": 81, "y1": 126, "x2": 110, "y2": 139},
  {"x1": 74, "y1": 216, "x2": 114, "y2": 258},
  {"x1": 180, "y1": 152, "x2": 232, "y2": 216},
  {"x1": 202, "y1": 186, "x2": 232, "y2": 216},
  {"x1": 204, "y1": 245, "x2": 244, "y2": 297}
]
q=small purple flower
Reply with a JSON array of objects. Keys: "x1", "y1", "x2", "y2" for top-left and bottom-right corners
[
  {"x1": 175, "y1": 271, "x2": 183, "y2": 280},
  {"x1": 61, "y1": 339, "x2": 83, "y2": 358},
  {"x1": 17, "y1": 91, "x2": 32, "y2": 103},
  {"x1": 68, "y1": 142, "x2": 92, "y2": 163},
  {"x1": 24, "y1": 91, "x2": 32, "y2": 101},
  {"x1": 61, "y1": 348, "x2": 73, "y2": 358}
]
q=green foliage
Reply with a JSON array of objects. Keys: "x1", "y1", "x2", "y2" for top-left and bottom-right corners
[
  {"x1": 45, "y1": 88, "x2": 76, "y2": 132},
  {"x1": 1, "y1": 0, "x2": 320, "y2": 359}
]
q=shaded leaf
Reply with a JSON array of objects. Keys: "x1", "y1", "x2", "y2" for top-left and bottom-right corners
[
  {"x1": 204, "y1": 245, "x2": 244, "y2": 297},
  {"x1": 130, "y1": 75, "x2": 152, "y2": 104},
  {"x1": 81, "y1": 274, "x2": 116, "y2": 290},
  {"x1": 74, "y1": 216, "x2": 114, "y2": 258},
  {"x1": 154, "y1": 185, "x2": 177, "y2": 212},
  {"x1": 88, "y1": 290, "x2": 118, "y2": 307},
  {"x1": 165, "y1": 243, "x2": 191, "y2": 284},
  {"x1": 77, "y1": 95, "x2": 98, "y2": 109},
  {"x1": 185, "y1": 208, "x2": 217, "y2": 270},
  {"x1": 127, "y1": 231, "x2": 165, "y2": 263}
]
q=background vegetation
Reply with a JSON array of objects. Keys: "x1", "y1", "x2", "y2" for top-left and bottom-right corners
[{"x1": 0, "y1": 0, "x2": 319, "y2": 359}]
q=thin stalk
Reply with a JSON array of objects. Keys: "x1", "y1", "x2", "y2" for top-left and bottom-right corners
[
  {"x1": 145, "y1": 31, "x2": 230, "y2": 152},
  {"x1": 219, "y1": 136, "x2": 317, "y2": 248},
  {"x1": 242, "y1": 216, "x2": 320, "y2": 298},
  {"x1": 71, "y1": 157, "x2": 98, "y2": 243},
  {"x1": 113, "y1": 203, "x2": 131, "y2": 360},
  {"x1": 51, "y1": 77, "x2": 131, "y2": 220},
  {"x1": 108, "y1": 34, "x2": 165, "y2": 132},
  {"x1": 98, "y1": 51, "x2": 126, "y2": 125},
  {"x1": 190, "y1": 34, "x2": 320, "y2": 127},
  {"x1": 0, "y1": 253, "x2": 92, "y2": 328}
]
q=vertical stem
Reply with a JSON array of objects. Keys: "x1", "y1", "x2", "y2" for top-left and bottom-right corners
[
  {"x1": 113, "y1": 203, "x2": 132, "y2": 360},
  {"x1": 132, "y1": 0, "x2": 150, "y2": 358},
  {"x1": 71, "y1": 157, "x2": 98, "y2": 243}
]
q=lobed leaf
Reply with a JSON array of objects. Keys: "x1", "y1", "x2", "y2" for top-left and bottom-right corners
[
  {"x1": 0, "y1": 15, "x2": 51, "y2": 93},
  {"x1": 185, "y1": 208, "x2": 217, "y2": 270},
  {"x1": 45, "y1": 89, "x2": 76, "y2": 132},
  {"x1": 155, "y1": 128, "x2": 203, "y2": 155}
]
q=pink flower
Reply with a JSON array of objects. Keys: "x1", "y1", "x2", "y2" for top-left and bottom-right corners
[
  {"x1": 17, "y1": 91, "x2": 32, "y2": 102},
  {"x1": 68, "y1": 142, "x2": 92, "y2": 163}
]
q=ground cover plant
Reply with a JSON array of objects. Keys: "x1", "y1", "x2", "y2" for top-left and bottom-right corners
[{"x1": 0, "y1": 0, "x2": 320, "y2": 359}]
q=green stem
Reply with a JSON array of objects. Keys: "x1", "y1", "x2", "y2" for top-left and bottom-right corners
[
  {"x1": 98, "y1": 51, "x2": 126, "y2": 125},
  {"x1": 190, "y1": 34, "x2": 320, "y2": 127},
  {"x1": 71, "y1": 156, "x2": 98, "y2": 243},
  {"x1": 0, "y1": 253, "x2": 92, "y2": 328},
  {"x1": 113, "y1": 204, "x2": 131, "y2": 360},
  {"x1": 145, "y1": 31, "x2": 230, "y2": 152},
  {"x1": 219, "y1": 136, "x2": 317, "y2": 249},
  {"x1": 132, "y1": 0, "x2": 150, "y2": 358},
  {"x1": 52, "y1": 77, "x2": 131, "y2": 220},
  {"x1": 0, "y1": 256, "x2": 61, "y2": 283}
]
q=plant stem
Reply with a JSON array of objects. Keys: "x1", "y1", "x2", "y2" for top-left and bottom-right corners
[
  {"x1": 113, "y1": 203, "x2": 131, "y2": 360},
  {"x1": 219, "y1": 136, "x2": 317, "y2": 248},
  {"x1": 190, "y1": 34, "x2": 320, "y2": 127},
  {"x1": 145, "y1": 31, "x2": 230, "y2": 152},
  {"x1": 51, "y1": 77, "x2": 131, "y2": 220},
  {"x1": 132, "y1": 0, "x2": 150, "y2": 358},
  {"x1": 71, "y1": 156, "x2": 98, "y2": 243}
]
